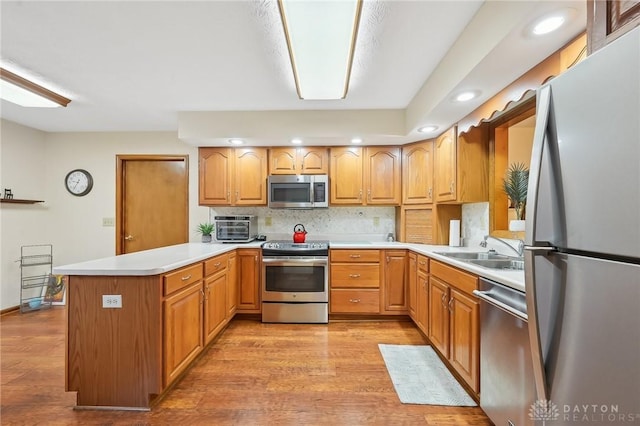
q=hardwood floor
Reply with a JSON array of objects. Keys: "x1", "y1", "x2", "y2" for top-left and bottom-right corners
[{"x1": 0, "y1": 308, "x2": 492, "y2": 425}]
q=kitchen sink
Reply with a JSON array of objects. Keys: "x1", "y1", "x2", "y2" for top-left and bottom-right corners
[
  {"x1": 468, "y1": 259, "x2": 525, "y2": 270},
  {"x1": 434, "y1": 251, "x2": 511, "y2": 261}
]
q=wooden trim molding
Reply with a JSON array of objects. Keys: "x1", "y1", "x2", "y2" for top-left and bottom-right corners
[{"x1": 0, "y1": 68, "x2": 71, "y2": 107}]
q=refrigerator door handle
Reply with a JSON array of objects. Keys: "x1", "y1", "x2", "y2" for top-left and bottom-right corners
[
  {"x1": 525, "y1": 85, "x2": 551, "y2": 247},
  {"x1": 524, "y1": 248, "x2": 549, "y2": 402}
]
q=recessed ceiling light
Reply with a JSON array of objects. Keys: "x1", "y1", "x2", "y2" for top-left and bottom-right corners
[
  {"x1": 228, "y1": 139, "x2": 244, "y2": 145},
  {"x1": 454, "y1": 91, "x2": 478, "y2": 102},
  {"x1": 351, "y1": 137, "x2": 363, "y2": 144},
  {"x1": 291, "y1": 138, "x2": 302, "y2": 145},
  {"x1": 532, "y1": 15, "x2": 565, "y2": 35},
  {"x1": 418, "y1": 125, "x2": 438, "y2": 133}
]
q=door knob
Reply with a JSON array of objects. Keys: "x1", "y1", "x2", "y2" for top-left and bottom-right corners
[{"x1": 124, "y1": 235, "x2": 134, "y2": 241}]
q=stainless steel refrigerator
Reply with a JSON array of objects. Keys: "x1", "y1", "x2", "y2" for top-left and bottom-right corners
[{"x1": 524, "y1": 26, "x2": 640, "y2": 425}]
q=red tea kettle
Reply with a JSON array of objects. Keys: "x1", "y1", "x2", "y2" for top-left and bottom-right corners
[{"x1": 293, "y1": 224, "x2": 307, "y2": 243}]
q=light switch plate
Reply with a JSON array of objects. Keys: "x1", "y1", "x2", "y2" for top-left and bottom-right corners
[{"x1": 102, "y1": 217, "x2": 115, "y2": 227}]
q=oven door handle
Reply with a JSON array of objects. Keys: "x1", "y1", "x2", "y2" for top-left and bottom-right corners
[{"x1": 262, "y1": 258, "x2": 328, "y2": 267}]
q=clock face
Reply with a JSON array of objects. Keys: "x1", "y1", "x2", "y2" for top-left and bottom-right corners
[{"x1": 65, "y1": 169, "x2": 93, "y2": 196}]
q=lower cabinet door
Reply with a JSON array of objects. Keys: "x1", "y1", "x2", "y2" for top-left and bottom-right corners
[
  {"x1": 428, "y1": 276, "x2": 450, "y2": 358},
  {"x1": 204, "y1": 271, "x2": 227, "y2": 345},
  {"x1": 164, "y1": 281, "x2": 204, "y2": 386},
  {"x1": 449, "y1": 287, "x2": 479, "y2": 393}
]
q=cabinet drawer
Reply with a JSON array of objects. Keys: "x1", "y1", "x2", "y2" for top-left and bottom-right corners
[
  {"x1": 164, "y1": 263, "x2": 203, "y2": 296},
  {"x1": 330, "y1": 264, "x2": 380, "y2": 288},
  {"x1": 330, "y1": 289, "x2": 380, "y2": 314},
  {"x1": 330, "y1": 249, "x2": 380, "y2": 263},
  {"x1": 204, "y1": 253, "x2": 229, "y2": 276},
  {"x1": 430, "y1": 260, "x2": 477, "y2": 295},
  {"x1": 417, "y1": 255, "x2": 430, "y2": 273}
]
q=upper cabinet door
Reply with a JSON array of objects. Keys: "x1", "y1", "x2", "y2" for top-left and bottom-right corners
[
  {"x1": 434, "y1": 127, "x2": 457, "y2": 202},
  {"x1": 298, "y1": 147, "x2": 329, "y2": 174},
  {"x1": 364, "y1": 147, "x2": 401, "y2": 205},
  {"x1": 234, "y1": 148, "x2": 267, "y2": 205},
  {"x1": 402, "y1": 140, "x2": 434, "y2": 204},
  {"x1": 330, "y1": 147, "x2": 364, "y2": 204},
  {"x1": 199, "y1": 147, "x2": 233, "y2": 205},
  {"x1": 268, "y1": 148, "x2": 297, "y2": 175}
]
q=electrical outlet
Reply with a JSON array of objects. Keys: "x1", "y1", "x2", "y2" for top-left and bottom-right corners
[
  {"x1": 265, "y1": 216, "x2": 272, "y2": 227},
  {"x1": 102, "y1": 295, "x2": 122, "y2": 308},
  {"x1": 373, "y1": 217, "x2": 380, "y2": 226},
  {"x1": 102, "y1": 217, "x2": 115, "y2": 227}
]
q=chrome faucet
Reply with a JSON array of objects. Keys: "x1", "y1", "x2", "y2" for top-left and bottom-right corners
[{"x1": 480, "y1": 235, "x2": 525, "y2": 257}]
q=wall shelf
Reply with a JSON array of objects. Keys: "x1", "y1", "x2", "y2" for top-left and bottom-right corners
[{"x1": 1, "y1": 199, "x2": 44, "y2": 204}]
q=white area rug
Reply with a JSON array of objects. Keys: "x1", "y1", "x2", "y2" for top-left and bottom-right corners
[{"x1": 378, "y1": 344, "x2": 477, "y2": 406}]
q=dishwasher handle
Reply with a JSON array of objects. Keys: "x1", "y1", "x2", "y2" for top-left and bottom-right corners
[{"x1": 473, "y1": 289, "x2": 528, "y2": 322}]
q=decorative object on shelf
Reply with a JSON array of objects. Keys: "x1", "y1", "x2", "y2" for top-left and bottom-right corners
[
  {"x1": 196, "y1": 223, "x2": 214, "y2": 243},
  {"x1": 503, "y1": 162, "x2": 529, "y2": 231},
  {"x1": 3, "y1": 188, "x2": 13, "y2": 199},
  {"x1": 65, "y1": 169, "x2": 93, "y2": 196}
]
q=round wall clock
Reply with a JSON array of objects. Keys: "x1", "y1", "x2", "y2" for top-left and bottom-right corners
[{"x1": 65, "y1": 169, "x2": 93, "y2": 196}]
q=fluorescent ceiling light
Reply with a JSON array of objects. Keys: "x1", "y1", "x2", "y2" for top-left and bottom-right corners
[
  {"x1": 278, "y1": 0, "x2": 362, "y2": 100},
  {"x1": 0, "y1": 68, "x2": 70, "y2": 108}
]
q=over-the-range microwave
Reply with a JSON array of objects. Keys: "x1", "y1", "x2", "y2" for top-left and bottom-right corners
[{"x1": 268, "y1": 175, "x2": 329, "y2": 209}]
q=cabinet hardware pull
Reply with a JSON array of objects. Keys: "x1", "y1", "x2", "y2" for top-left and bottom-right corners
[
  {"x1": 448, "y1": 297, "x2": 454, "y2": 313},
  {"x1": 358, "y1": 189, "x2": 362, "y2": 200},
  {"x1": 181, "y1": 274, "x2": 192, "y2": 281},
  {"x1": 419, "y1": 261, "x2": 426, "y2": 265},
  {"x1": 428, "y1": 188, "x2": 432, "y2": 199},
  {"x1": 200, "y1": 288, "x2": 205, "y2": 303},
  {"x1": 226, "y1": 191, "x2": 230, "y2": 201},
  {"x1": 450, "y1": 181, "x2": 455, "y2": 194},
  {"x1": 349, "y1": 299, "x2": 361, "y2": 303},
  {"x1": 367, "y1": 189, "x2": 371, "y2": 201},
  {"x1": 348, "y1": 274, "x2": 361, "y2": 278},
  {"x1": 214, "y1": 262, "x2": 221, "y2": 267},
  {"x1": 386, "y1": 256, "x2": 390, "y2": 263},
  {"x1": 124, "y1": 235, "x2": 134, "y2": 241},
  {"x1": 441, "y1": 292, "x2": 447, "y2": 307},
  {"x1": 235, "y1": 191, "x2": 239, "y2": 202},
  {"x1": 349, "y1": 254, "x2": 361, "y2": 258}
]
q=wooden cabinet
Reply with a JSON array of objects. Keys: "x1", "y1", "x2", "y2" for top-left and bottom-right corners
[
  {"x1": 382, "y1": 250, "x2": 407, "y2": 314},
  {"x1": 199, "y1": 147, "x2": 267, "y2": 206},
  {"x1": 415, "y1": 255, "x2": 429, "y2": 336},
  {"x1": 329, "y1": 146, "x2": 401, "y2": 205},
  {"x1": 227, "y1": 251, "x2": 237, "y2": 317},
  {"x1": 330, "y1": 249, "x2": 381, "y2": 314},
  {"x1": 408, "y1": 253, "x2": 417, "y2": 319},
  {"x1": 588, "y1": 0, "x2": 640, "y2": 54},
  {"x1": 433, "y1": 125, "x2": 488, "y2": 204},
  {"x1": 402, "y1": 140, "x2": 434, "y2": 204},
  {"x1": 236, "y1": 248, "x2": 261, "y2": 313},
  {"x1": 163, "y1": 263, "x2": 204, "y2": 386},
  {"x1": 397, "y1": 206, "x2": 435, "y2": 244},
  {"x1": 203, "y1": 253, "x2": 229, "y2": 345},
  {"x1": 428, "y1": 260, "x2": 479, "y2": 394},
  {"x1": 269, "y1": 147, "x2": 329, "y2": 174}
]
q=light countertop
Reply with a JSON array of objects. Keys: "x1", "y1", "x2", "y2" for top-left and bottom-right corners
[{"x1": 53, "y1": 241, "x2": 525, "y2": 293}]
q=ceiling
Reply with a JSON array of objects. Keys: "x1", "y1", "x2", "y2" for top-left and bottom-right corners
[{"x1": 0, "y1": 0, "x2": 586, "y2": 147}]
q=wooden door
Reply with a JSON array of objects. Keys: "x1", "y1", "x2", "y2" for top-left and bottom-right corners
[
  {"x1": 163, "y1": 281, "x2": 203, "y2": 385},
  {"x1": 449, "y1": 287, "x2": 479, "y2": 393},
  {"x1": 204, "y1": 271, "x2": 227, "y2": 345},
  {"x1": 329, "y1": 147, "x2": 363, "y2": 204},
  {"x1": 407, "y1": 253, "x2": 417, "y2": 320},
  {"x1": 269, "y1": 148, "x2": 297, "y2": 174},
  {"x1": 199, "y1": 148, "x2": 232, "y2": 205},
  {"x1": 434, "y1": 127, "x2": 457, "y2": 202},
  {"x1": 428, "y1": 275, "x2": 450, "y2": 358},
  {"x1": 117, "y1": 155, "x2": 188, "y2": 254},
  {"x1": 299, "y1": 147, "x2": 329, "y2": 174},
  {"x1": 234, "y1": 148, "x2": 267, "y2": 205},
  {"x1": 236, "y1": 249, "x2": 261, "y2": 312},
  {"x1": 365, "y1": 147, "x2": 401, "y2": 205},
  {"x1": 402, "y1": 140, "x2": 433, "y2": 204},
  {"x1": 382, "y1": 250, "x2": 407, "y2": 312}
]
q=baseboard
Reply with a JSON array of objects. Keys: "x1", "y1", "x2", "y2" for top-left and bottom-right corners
[{"x1": 1, "y1": 306, "x2": 20, "y2": 316}]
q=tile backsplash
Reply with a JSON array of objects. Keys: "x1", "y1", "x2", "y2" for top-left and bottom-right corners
[
  {"x1": 461, "y1": 202, "x2": 489, "y2": 247},
  {"x1": 210, "y1": 206, "x2": 396, "y2": 239}
]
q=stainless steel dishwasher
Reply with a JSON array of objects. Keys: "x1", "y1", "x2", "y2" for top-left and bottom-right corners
[{"x1": 474, "y1": 278, "x2": 536, "y2": 426}]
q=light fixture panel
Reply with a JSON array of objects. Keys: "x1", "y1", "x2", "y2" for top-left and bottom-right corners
[
  {"x1": 279, "y1": 0, "x2": 362, "y2": 100},
  {"x1": 0, "y1": 68, "x2": 70, "y2": 108}
]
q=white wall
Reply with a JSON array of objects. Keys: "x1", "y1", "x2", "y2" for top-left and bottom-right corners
[
  {"x1": 0, "y1": 120, "x2": 210, "y2": 310},
  {"x1": 0, "y1": 120, "x2": 48, "y2": 309}
]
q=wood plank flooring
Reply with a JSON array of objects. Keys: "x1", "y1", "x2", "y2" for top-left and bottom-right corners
[{"x1": 1, "y1": 308, "x2": 492, "y2": 425}]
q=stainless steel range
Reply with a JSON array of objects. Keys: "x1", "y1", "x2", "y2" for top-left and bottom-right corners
[{"x1": 261, "y1": 240, "x2": 329, "y2": 324}]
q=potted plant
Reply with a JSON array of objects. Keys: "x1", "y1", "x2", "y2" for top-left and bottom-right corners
[
  {"x1": 197, "y1": 222, "x2": 215, "y2": 243},
  {"x1": 503, "y1": 162, "x2": 529, "y2": 231}
]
